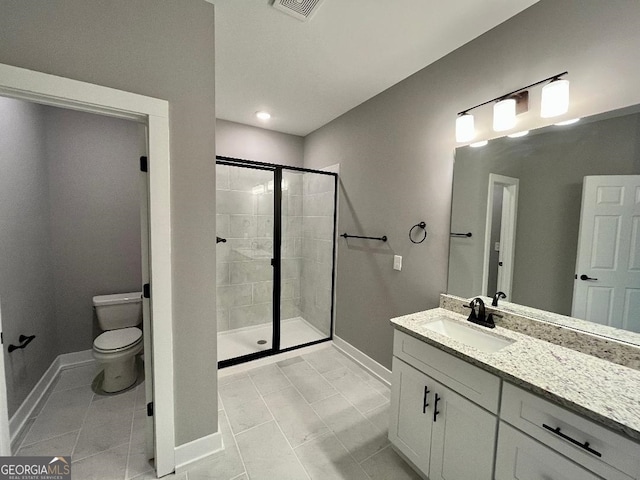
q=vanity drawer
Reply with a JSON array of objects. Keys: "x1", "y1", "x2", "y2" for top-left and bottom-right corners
[
  {"x1": 393, "y1": 329, "x2": 501, "y2": 413},
  {"x1": 501, "y1": 382, "x2": 640, "y2": 480}
]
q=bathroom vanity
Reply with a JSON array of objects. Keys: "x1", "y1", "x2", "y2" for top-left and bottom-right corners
[{"x1": 389, "y1": 301, "x2": 640, "y2": 480}]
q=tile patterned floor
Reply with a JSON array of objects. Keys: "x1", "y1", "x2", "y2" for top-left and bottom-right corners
[
  {"x1": 14, "y1": 346, "x2": 420, "y2": 480},
  {"x1": 14, "y1": 363, "x2": 153, "y2": 480}
]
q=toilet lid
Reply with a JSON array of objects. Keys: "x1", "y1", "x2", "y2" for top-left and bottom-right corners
[{"x1": 94, "y1": 327, "x2": 142, "y2": 352}]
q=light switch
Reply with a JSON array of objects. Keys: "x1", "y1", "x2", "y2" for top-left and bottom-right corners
[{"x1": 393, "y1": 255, "x2": 402, "y2": 271}]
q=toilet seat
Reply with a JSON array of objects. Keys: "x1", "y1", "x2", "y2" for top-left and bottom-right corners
[{"x1": 94, "y1": 327, "x2": 142, "y2": 353}]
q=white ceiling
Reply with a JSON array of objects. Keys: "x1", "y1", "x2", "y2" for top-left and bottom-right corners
[{"x1": 210, "y1": 0, "x2": 539, "y2": 137}]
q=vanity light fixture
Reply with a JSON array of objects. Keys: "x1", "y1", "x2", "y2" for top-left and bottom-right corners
[
  {"x1": 508, "y1": 130, "x2": 530, "y2": 138},
  {"x1": 456, "y1": 113, "x2": 475, "y2": 142},
  {"x1": 554, "y1": 118, "x2": 580, "y2": 126},
  {"x1": 493, "y1": 98, "x2": 517, "y2": 132},
  {"x1": 456, "y1": 71, "x2": 569, "y2": 142},
  {"x1": 256, "y1": 111, "x2": 271, "y2": 121},
  {"x1": 470, "y1": 140, "x2": 489, "y2": 148},
  {"x1": 541, "y1": 77, "x2": 570, "y2": 118}
]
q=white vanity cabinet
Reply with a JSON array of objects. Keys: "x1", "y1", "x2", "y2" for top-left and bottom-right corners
[
  {"x1": 497, "y1": 383, "x2": 640, "y2": 480},
  {"x1": 389, "y1": 330, "x2": 499, "y2": 479}
]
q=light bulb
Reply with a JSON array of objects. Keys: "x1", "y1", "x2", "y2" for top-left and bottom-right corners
[
  {"x1": 541, "y1": 79, "x2": 569, "y2": 118},
  {"x1": 455, "y1": 113, "x2": 475, "y2": 143},
  {"x1": 256, "y1": 111, "x2": 271, "y2": 121},
  {"x1": 493, "y1": 98, "x2": 516, "y2": 132}
]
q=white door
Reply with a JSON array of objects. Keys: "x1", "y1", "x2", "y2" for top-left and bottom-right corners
[
  {"x1": 572, "y1": 175, "x2": 640, "y2": 332},
  {"x1": 140, "y1": 154, "x2": 155, "y2": 461},
  {"x1": 482, "y1": 174, "x2": 519, "y2": 298},
  {"x1": 0, "y1": 301, "x2": 10, "y2": 455}
]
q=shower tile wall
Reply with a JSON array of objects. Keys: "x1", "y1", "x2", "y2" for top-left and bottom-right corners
[
  {"x1": 216, "y1": 165, "x2": 303, "y2": 332},
  {"x1": 299, "y1": 173, "x2": 335, "y2": 336}
]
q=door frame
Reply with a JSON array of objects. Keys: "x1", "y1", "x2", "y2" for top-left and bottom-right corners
[
  {"x1": 0, "y1": 63, "x2": 175, "y2": 476},
  {"x1": 481, "y1": 174, "x2": 519, "y2": 298}
]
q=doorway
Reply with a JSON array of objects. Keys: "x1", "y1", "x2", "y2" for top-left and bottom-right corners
[
  {"x1": 482, "y1": 174, "x2": 519, "y2": 298},
  {"x1": 0, "y1": 62, "x2": 174, "y2": 476},
  {"x1": 216, "y1": 157, "x2": 338, "y2": 368}
]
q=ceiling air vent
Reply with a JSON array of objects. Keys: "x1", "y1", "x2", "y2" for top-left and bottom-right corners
[{"x1": 272, "y1": 0, "x2": 325, "y2": 22}]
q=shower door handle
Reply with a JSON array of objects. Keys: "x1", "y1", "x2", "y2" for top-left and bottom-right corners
[{"x1": 216, "y1": 236, "x2": 227, "y2": 244}]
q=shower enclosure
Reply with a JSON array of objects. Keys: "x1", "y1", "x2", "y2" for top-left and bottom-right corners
[{"x1": 216, "y1": 157, "x2": 337, "y2": 367}]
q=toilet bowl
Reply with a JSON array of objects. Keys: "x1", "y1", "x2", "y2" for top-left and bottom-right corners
[{"x1": 92, "y1": 292, "x2": 143, "y2": 393}]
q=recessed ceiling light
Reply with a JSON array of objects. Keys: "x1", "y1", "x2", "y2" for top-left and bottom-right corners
[
  {"x1": 554, "y1": 118, "x2": 580, "y2": 126},
  {"x1": 470, "y1": 140, "x2": 489, "y2": 148},
  {"x1": 508, "y1": 130, "x2": 529, "y2": 138},
  {"x1": 256, "y1": 111, "x2": 271, "y2": 121}
]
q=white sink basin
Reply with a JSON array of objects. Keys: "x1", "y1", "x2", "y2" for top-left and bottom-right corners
[{"x1": 424, "y1": 317, "x2": 515, "y2": 353}]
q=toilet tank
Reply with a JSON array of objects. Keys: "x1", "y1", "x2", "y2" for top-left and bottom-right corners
[{"x1": 93, "y1": 292, "x2": 142, "y2": 330}]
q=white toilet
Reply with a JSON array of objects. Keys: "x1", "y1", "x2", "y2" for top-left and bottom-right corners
[{"x1": 92, "y1": 292, "x2": 143, "y2": 393}]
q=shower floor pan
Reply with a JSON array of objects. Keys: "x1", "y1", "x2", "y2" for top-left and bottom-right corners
[{"x1": 217, "y1": 317, "x2": 327, "y2": 362}]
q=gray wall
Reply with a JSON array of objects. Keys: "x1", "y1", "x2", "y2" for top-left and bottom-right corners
[
  {"x1": 0, "y1": 0, "x2": 217, "y2": 446},
  {"x1": 0, "y1": 98, "x2": 58, "y2": 417},
  {"x1": 451, "y1": 112, "x2": 640, "y2": 315},
  {"x1": 44, "y1": 107, "x2": 145, "y2": 354},
  {"x1": 217, "y1": 119, "x2": 304, "y2": 167},
  {"x1": 303, "y1": 0, "x2": 640, "y2": 369}
]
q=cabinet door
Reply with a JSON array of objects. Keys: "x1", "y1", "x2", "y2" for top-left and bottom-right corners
[
  {"x1": 429, "y1": 382, "x2": 497, "y2": 480},
  {"x1": 495, "y1": 422, "x2": 603, "y2": 480},
  {"x1": 389, "y1": 357, "x2": 434, "y2": 474}
]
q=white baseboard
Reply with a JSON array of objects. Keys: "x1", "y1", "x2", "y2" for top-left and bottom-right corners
[
  {"x1": 174, "y1": 431, "x2": 223, "y2": 472},
  {"x1": 332, "y1": 336, "x2": 391, "y2": 386},
  {"x1": 10, "y1": 349, "x2": 95, "y2": 449}
]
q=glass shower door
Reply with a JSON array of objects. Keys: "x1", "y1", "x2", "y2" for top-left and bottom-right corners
[
  {"x1": 216, "y1": 163, "x2": 275, "y2": 363},
  {"x1": 280, "y1": 169, "x2": 336, "y2": 349}
]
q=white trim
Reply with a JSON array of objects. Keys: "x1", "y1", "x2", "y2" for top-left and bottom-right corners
[
  {"x1": 174, "y1": 431, "x2": 223, "y2": 472},
  {"x1": 332, "y1": 336, "x2": 391, "y2": 386},
  {"x1": 9, "y1": 351, "x2": 95, "y2": 451},
  {"x1": 0, "y1": 63, "x2": 175, "y2": 476},
  {"x1": 0, "y1": 304, "x2": 9, "y2": 455}
]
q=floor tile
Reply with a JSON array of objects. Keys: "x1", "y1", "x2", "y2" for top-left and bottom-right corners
[
  {"x1": 219, "y1": 377, "x2": 272, "y2": 434},
  {"x1": 323, "y1": 367, "x2": 388, "y2": 414},
  {"x1": 16, "y1": 431, "x2": 78, "y2": 457},
  {"x1": 262, "y1": 386, "x2": 328, "y2": 447},
  {"x1": 279, "y1": 361, "x2": 336, "y2": 403},
  {"x1": 130, "y1": 408, "x2": 148, "y2": 448},
  {"x1": 73, "y1": 416, "x2": 134, "y2": 461},
  {"x1": 361, "y1": 445, "x2": 421, "y2": 480},
  {"x1": 72, "y1": 443, "x2": 129, "y2": 480},
  {"x1": 135, "y1": 383, "x2": 148, "y2": 411},
  {"x1": 54, "y1": 364, "x2": 99, "y2": 392},
  {"x1": 22, "y1": 385, "x2": 94, "y2": 445},
  {"x1": 311, "y1": 394, "x2": 388, "y2": 462},
  {"x1": 248, "y1": 364, "x2": 292, "y2": 395},
  {"x1": 187, "y1": 411, "x2": 245, "y2": 480},
  {"x1": 84, "y1": 389, "x2": 137, "y2": 428},
  {"x1": 126, "y1": 438, "x2": 154, "y2": 479},
  {"x1": 276, "y1": 356, "x2": 305, "y2": 368},
  {"x1": 364, "y1": 401, "x2": 390, "y2": 433},
  {"x1": 235, "y1": 421, "x2": 309, "y2": 480},
  {"x1": 218, "y1": 371, "x2": 249, "y2": 387},
  {"x1": 302, "y1": 348, "x2": 347, "y2": 375},
  {"x1": 294, "y1": 433, "x2": 369, "y2": 480}
]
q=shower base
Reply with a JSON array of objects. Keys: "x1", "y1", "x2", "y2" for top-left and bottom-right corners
[{"x1": 217, "y1": 317, "x2": 327, "y2": 362}]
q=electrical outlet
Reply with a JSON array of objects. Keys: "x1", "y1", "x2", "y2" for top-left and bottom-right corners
[{"x1": 393, "y1": 255, "x2": 402, "y2": 271}]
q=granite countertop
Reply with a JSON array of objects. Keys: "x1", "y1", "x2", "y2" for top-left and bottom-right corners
[{"x1": 391, "y1": 307, "x2": 640, "y2": 442}]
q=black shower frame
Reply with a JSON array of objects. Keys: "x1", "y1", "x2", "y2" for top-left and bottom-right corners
[{"x1": 216, "y1": 156, "x2": 338, "y2": 369}]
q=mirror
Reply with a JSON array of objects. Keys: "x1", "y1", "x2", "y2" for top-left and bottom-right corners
[{"x1": 448, "y1": 104, "x2": 640, "y2": 342}]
